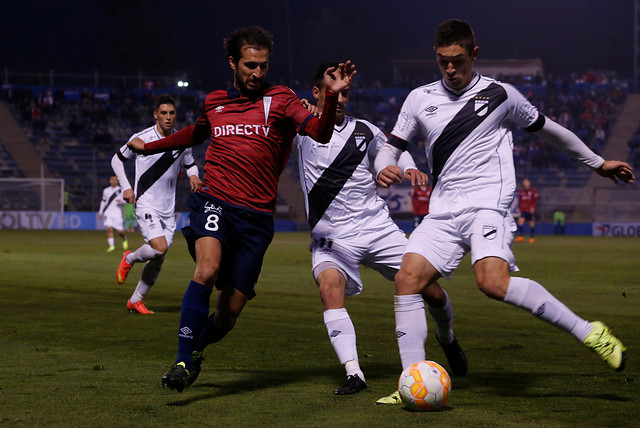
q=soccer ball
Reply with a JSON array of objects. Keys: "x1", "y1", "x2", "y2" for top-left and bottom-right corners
[{"x1": 398, "y1": 360, "x2": 451, "y2": 411}]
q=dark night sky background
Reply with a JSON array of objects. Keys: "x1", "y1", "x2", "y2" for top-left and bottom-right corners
[{"x1": 1, "y1": 0, "x2": 634, "y2": 89}]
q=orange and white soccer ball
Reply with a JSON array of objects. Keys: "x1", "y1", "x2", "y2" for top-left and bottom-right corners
[{"x1": 398, "y1": 360, "x2": 451, "y2": 411}]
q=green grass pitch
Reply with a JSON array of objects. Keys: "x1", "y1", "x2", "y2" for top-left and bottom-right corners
[{"x1": 0, "y1": 230, "x2": 638, "y2": 427}]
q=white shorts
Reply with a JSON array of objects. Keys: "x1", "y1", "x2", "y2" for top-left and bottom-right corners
[
  {"x1": 103, "y1": 213, "x2": 124, "y2": 230},
  {"x1": 136, "y1": 207, "x2": 177, "y2": 246},
  {"x1": 311, "y1": 219, "x2": 407, "y2": 297},
  {"x1": 406, "y1": 208, "x2": 518, "y2": 279}
]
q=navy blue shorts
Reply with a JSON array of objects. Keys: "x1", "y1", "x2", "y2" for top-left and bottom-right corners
[
  {"x1": 521, "y1": 212, "x2": 535, "y2": 222},
  {"x1": 181, "y1": 192, "x2": 274, "y2": 299}
]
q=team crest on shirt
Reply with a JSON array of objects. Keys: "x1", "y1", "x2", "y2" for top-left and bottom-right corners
[
  {"x1": 474, "y1": 96, "x2": 490, "y2": 116},
  {"x1": 263, "y1": 96, "x2": 272, "y2": 125},
  {"x1": 354, "y1": 132, "x2": 368, "y2": 151},
  {"x1": 482, "y1": 225, "x2": 497, "y2": 240}
]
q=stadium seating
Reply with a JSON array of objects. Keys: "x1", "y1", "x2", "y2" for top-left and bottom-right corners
[{"x1": 0, "y1": 73, "x2": 629, "y2": 217}]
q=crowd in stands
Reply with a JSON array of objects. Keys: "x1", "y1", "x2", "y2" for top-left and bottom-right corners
[{"x1": 0, "y1": 69, "x2": 631, "y2": 212}]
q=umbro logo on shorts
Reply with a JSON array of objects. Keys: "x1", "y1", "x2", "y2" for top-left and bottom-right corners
[
  {"x1": 330, "y1": 330, "x2": 341, "y2": 338},
  {"x1": 483, "y1": 225, "x2": 497, "y2": 240},
  {"x1": 396, "y1": 331, "x2": 406, "y2": 338}
]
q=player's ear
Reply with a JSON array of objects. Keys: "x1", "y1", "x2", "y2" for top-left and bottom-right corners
[
  {"x1": 228, "y1": 56, "x2": 237, "y2": 71},
  {"x1": 312, "y1": 86, "x2": 321, "y2": 100},
  {"x1": 471, "y1": 46, "x2": 479, "y2": 61}
]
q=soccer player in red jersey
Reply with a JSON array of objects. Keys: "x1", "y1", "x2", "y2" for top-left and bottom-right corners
[
  {"x1": 409, "y1": 184, "x2": 432, "y2": 230},
  {"x1": 515, "y1": 178, "x2": 539, "y2": 243},
  {"x1": 127, "y1": 25, "x2": 356, "y2": 392}
]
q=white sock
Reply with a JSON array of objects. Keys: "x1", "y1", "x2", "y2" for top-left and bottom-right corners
[
  {"x1": 126, "y1": 244, "x2": 164, "y2": 264},
  {"x1": 324, "y1": 308, "x2": 362, "y2": 377},
  {"x1": 427, "y1": 289, "x2": 455, "y2": 344},
  {"x1": 107, "y1": 237, "x2": 115, "y2": 247},
  {"x1": 130, "y1": 257, "x2": 165, "y2": 303},
  {"x1": 344, "y1": 360, "x2": 365, "y2": 382},
  {"x1": 395, "y1": 294, "x2": 427, "y2": 369},
  {"x1": 504, "y1": 277, "x2": 592, "y2": 341}
]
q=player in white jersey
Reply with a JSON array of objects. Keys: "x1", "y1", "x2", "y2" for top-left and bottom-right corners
[
  {"x1": 295, "y1": 63, "x2": 467, "y2": 397},
  {"x1": 375, "y1": 20, "x2": 634, "y2": 392},
  {"x1": 111, "y1": 95, "x2": 201, "y2": 314},
  {"x1": 98, "y1": 175, "x2": 128, "y2": 252}
]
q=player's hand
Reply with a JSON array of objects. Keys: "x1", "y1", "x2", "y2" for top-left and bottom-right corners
[
  {"x1": 98, "y1": 213, "x2": 103, "y2": 219},
  {"x1": 376, "y1": 165, "x2": 403, "y2": 188},
  {"x1": 596, "y1": 160, "x2": 634, "y2": 184},
  {"x1": 404, "y1": 168, "x2": 428, "y2": 186},
  {"x1": 123, "y1": 188, "x2": 135, "y2": 204},
  {"x1": 127, "y1": 137, "x2": 146, "y2": 154},
  {"x1": 324, "y1": 60, "x2": 357, "y2": 93},
  {"x1": 301, "y1": 98, "x2": 319, "y2": 116},
  {"x1": 189, "y1": 175, "x2": 202, "y2": 192}
]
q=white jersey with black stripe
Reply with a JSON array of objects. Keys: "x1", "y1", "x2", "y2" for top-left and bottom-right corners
[
  {"x1": 294, "y1": 116, "x2": 391, "y2": 236},
  {"x1": 391, "y1": 73, "x2": 539, "y2": 215},
  {"x1": 116, "y1": 125, "x2": 197, "y2": 216},
  {"x1": 99, "y1": 185, "x2": 124, "y2": 218}
]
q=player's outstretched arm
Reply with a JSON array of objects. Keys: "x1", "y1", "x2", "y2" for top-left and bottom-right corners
[
  {"x1": 595, "y1": 160, "x2": 635, "y2": 184},
  {"x1": 536, "y1": 118, "x2": 634, "y2": 184},
  {"x1": 126, "y1": 137, "x2": 146, "y2": 153}
]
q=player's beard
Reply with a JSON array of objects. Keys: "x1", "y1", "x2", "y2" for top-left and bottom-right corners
[{"x1": 236, "y1": 74, "x2": 266, "y2": 97}]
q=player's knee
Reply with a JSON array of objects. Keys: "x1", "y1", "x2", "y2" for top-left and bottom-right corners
[
  {"x1": 318, "y1": 282, "x2": 345, "y2": 308},
  {"x1": 420, "y1": 281, "x2": 445, "y2": 306},
  {"x1": 476, "y1": 275, "x2": 508, "y2": 300},
  {"x1": 194, "y1": 263, "x2": 220, "y2": 286},
  {"x1": 395, "y1": 269, "x2": 422, "y2": 294}
]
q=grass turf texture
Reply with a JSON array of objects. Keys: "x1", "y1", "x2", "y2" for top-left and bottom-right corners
[{"x1": 0, "y1": 230, "x2": 638, "y2": 427}]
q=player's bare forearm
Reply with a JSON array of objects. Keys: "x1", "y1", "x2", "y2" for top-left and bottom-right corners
[{"x1": 595, "y1": 160, "x2": 635, "y2": 184}]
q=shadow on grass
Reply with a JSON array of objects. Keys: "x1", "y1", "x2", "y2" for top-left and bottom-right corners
[
  {"x1": 165, "y1": 362, "x2": 632, "y2": 406},
  {"x1": 166, "y1": 366, "x2": 332, "y2": 406},
  {"x1": 464, "y1": 371, "x2": 632, "y2": 402},
  {"x1": 148, "y1": 305, "x2": 182, "y2": 313}
]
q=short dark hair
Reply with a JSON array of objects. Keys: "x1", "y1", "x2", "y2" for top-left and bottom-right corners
[
  {"x1": 224, "y1": 25, "x2": 274, "y2": 63},
  {"x1": 312, "y1": 62, "x2": 340, "y2": 89},
  {"x1": 434, "y1": 19, "x2": 475, "y2": 54},
  {"x1": 155, "y1": 94, "x2": 175, "y2": 110}
]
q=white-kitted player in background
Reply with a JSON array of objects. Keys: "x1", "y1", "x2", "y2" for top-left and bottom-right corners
[
  {"x1": 99, "y1": 175, "x2": 128, "y2": 253},
  {"x1": 111, "y1": 94, "x2": 201, "y2": 314}
]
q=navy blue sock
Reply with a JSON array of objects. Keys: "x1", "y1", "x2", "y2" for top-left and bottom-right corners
[
  {"x1": 175, "y1": 281, "x2": 212, "y2": 368},
  {"x1": 530, "y1": 226, "x2": 535, "y2": 237},
  {"x1": 194, "y1": 312, "x2": 232, "y2": 352}
]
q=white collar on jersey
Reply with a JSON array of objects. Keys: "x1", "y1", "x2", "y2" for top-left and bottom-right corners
[{"x1": 442, "y1": 72, "x2": 481, "y2": 97}]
